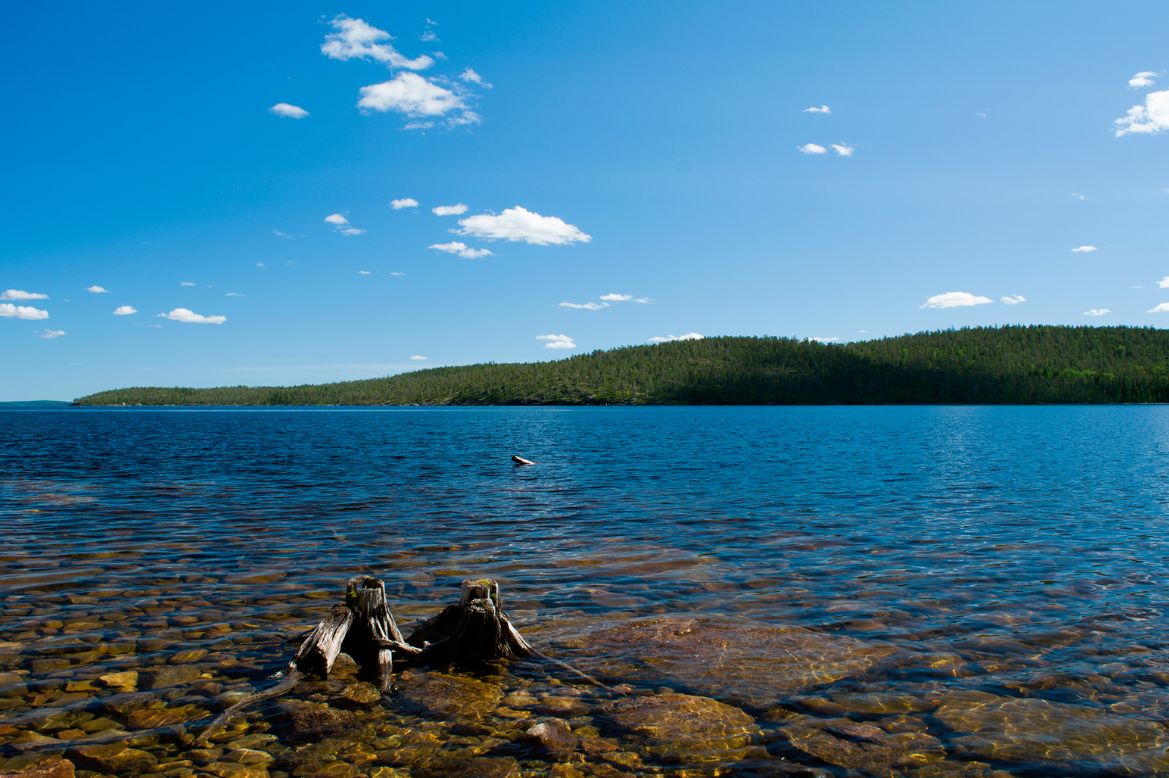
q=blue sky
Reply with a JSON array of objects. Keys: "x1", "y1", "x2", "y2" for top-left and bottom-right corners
[{"x1": 2, "y1": 1, "x2": 1167, "y2": 401}]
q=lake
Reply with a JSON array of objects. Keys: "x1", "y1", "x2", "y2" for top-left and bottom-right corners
[{"x1": 3, "y1": 406, "x2": 1169, "y2": 777}]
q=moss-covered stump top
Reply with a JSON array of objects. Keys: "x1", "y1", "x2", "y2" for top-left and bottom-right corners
[
  {"x1": 935, "y1": 690, "x2": 1169, "y2": 775},
  {"x1": 560, "y1": 616, "x2": 902, "y2": 707},
  {"x1": 601, "y1": 692, "x2": 759, "y2": 762}
]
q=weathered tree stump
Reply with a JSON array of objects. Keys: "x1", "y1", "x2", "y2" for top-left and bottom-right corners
[{"x1": 198, "y1": 574, "x2": 600, "y2": 744}]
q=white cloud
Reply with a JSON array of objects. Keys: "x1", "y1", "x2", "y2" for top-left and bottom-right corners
[
  {"x1": 920, "y1": 292, "x2": 994, "y2": 309},
  {"x1": 1132, "y1": 285, "x2": 1145, "y2": 289},
  {"x1": 0, "y1": 303, "x2": 49, "y2": 320},
  {"x1": 797, "y1": 143, "x2": 827, "y2": 154},
  {"x1": 428, "y1": 241, "x2": 494, "y2": 259},
  {"x1": 1071, "y1": 192, "x2": 1086, "y2": 200},
  {"x1": 2, "y1": 289, "x2": 48, "y2": 301},
  {"x1": 339, "y1": 228, "x2": 366, "y2": 236},
  {"x1": 811, "y1": 337, "x2": 841, "y2": 343},
  {"x1": 1150, "y1": 303, "x2": 1169, "y2": 313},
  {"x1": 256, "y1": 262, "x2": 265, "y2": 267},
  {"x1": 403, "y1": 121, "x2": 435, "y2": 130},
  {"x1": 1071, "y1": 245, "x2": 1097, "y2": 252},
  {"x1": 635, "y1": 298, "x2": 653, "y2": 304},
  {"x1": 273, "y1": 229, "x2": 293, "y2": 239},
  {"x1": 459, "y1": 68, "x2": 492, "y2": 88},
  {"x1": 649, "y1": 333, "x2": 704, "y2": 343},
  {"x1": 181, "y1": 281, "x2": 195, "y2": 286},
  {"x1": 321, "y1": 15, "x2": 433, "y2": 70},
  {"x1": 1084, "y1": 308, "x2": 1111, "y2": 316},
  {"x1": 358, "y1": 72, "x2": 467, "y2": 118},
  {"x1": 410, "y1": 355, "x2": 428, "y2": 360},
  {"x1": 1115, "y1": 90, "x2": 1169, "y2": 136},
  {"x1": 113, "y1": 305, "x2": 137, "y2": 315},
  {"x1": 158, "y1": 308, "x2": 226, "y2": 324},
  {"x1": 1157, "y1": 276, "x2": 1169, "y2": 288},
  {"x1": 457, "y1": 206, "x2": 590, "y2": 246},
  {"x1": 269, "y1": 103, "x2": 309, "y2": 119},
  {"x1": 1001, "y1": 295, "x2": 1026, "y2": 305},
  {"x1": 359, "y1": 270, "x2": 372, "y2": 275},
  {"x1": 857, "y1": 330, "x2": 870, "y2": 333},
  {"x1": 803, "y1": 105, "x2": 830, "y2": 113},
  {"x1": 433, "y1": 203, "x2": 468, "y2": 216},
  {"x1": 420, "y1": 31, "x2": 439, "y2": 42},
  {"x1": 390, "y1": 198, "x2": 418, "y2": 209},
  {"x1": 87, "y1": 285, "x2": 109, "y2": 293},
  {"x1": 600, "y1": 293, "x2": 632, "y2": 301},
  {"x1": 537, "y1": 334, "x2": 576, "y2": 349},
  {"x1": 39, "y1": 329, "x2": 65, "y2": 339},
  {"x1": 391, "y1": 272, "x2": 405, "y2": 276},
  {"x1": 1130, "y1": 71, "x2": 1159, "y2": 88},
  {"x1": 226, "y1": 292, "x2": 244, "y2": 297},
  {"x1": 325, "y1": 214, "x2": 349, "y2": 225},
  {"x1": 831, "y1": 144, "x2": 855, "y2": 157},
  {"x1": 148, "y1": 324, "x2": 162, "y2": 328},
  {"x1": 559, "y1": 301, "x2": 608, "y2": 310}
]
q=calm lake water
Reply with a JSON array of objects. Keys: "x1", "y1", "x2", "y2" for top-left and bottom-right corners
[{"x1": 3, "y1": 406, "x2": 1169, "y2": 777}]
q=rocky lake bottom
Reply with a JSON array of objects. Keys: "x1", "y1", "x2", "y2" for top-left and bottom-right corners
[{"x1": 3, "y1": 406, "x2": 1169, "y2": 777}]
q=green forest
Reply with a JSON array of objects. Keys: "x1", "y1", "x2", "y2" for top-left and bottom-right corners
[{"x1": 76, "y1": 325, "x2": 1169, "y2": 406}]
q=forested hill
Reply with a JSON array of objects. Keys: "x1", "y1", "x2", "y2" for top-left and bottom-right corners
[{"x1": 76, "y1": 325, "x2": 1169, "y2": 406}]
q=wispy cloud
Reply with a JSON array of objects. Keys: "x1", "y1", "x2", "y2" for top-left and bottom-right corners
[
  {"x1": 537, "y1": 334, "x2": 576, "y2": 349},
  {"x1": 1071, "y1": 192, "x2": 1086, "y2": 200},
  {"x1": 1084, "y1": 308, "x2": 1111, "y2": 316},
  {"x1": 391, "y1": 198, "x2": 418, "y2": 210},
  {"x1": 797, "y1": 143, "x2": 827, "y2": 155},
  {"x1": 811, "y1": 337, "x2": 841, "y2": 343},
  {"x1": 87, "y1": 285, "x2": 109, "y2": 294},
  {"x1": 391, "y1": 272, "x2": 405, "y2": 276},
  {"x1": 0, "y1": 304, "x2": 49, "y2": 320},
  {"x1": 181, "y1": 281, "x2": 196, "y2": 286},
  {"x1": 269, "y1": 103, "x2": 309, "y2": 119},
  {"x1": 273, "y1": 230, "x2": 294, "y2": 239},
  {"x1": 803, "y1": 105, "x2": 830, "y2": 114},
  {"x1": 1157, "y1": 276, "x2": 1169, "y2": 288},
  {"x1": 600, "y1": 293, "x2": 632, "y2": 301},
  {"x1": 920, "y1": 292, "x2": 993, "y2": 309},
  {"x1": 359, "y1": 271, "x2": 372, "y2": 275},
  {"x1": 1071, "y1": 245, "x2": 1097, "y2": 252},
  {"x1": 831, "y1": 143, "x2": 855, "y2": 157},
  {"x1": 433, "y1": 203, "x2": 468, "y2": 216},
  {"x1": 457, "y1": 206, "x2": 590, "y2": 245},
  {"x1": 649, "y1": 333, "x2": 704, "y2": 343},
  {"x1": 1, "y1": 289, "x2": 48, "y2": 301},
  {"x1": 1130, "y1": 71, "x2": 1159, "y2": 88},
  {"x1": 321, "y1": 15, "x2": 433, "y2": 70},
  {"x1": 410, "y1": 355, "x2": 428, "y2": 360},
  {"x1": 635, "y1": 298, "x2": 653, "y2": 304},
  {"x1": 559, "y1": 301, "x2": 608, "y2": 310},
  {"x1": 1150, "y1": 303, "x2": 1169, "y2": 313},
  {"x1": 113, "y1": 305, "x2": 137, "y2": 315},
  {"x1": 325, "y1": 213, "x2": 364, "y2": 236},
  {"x1": 428, "y1": 241, "x2": 494, "y2": 259},
  {"x1": 459, "y1": 68, "x2": 492, "y2": 88},
  {"x1": 157, "y1": 308, "x2": 226, "y2": 324},
  {"x1": 1115, "y1": 90, "x2": 1169, "y2": 136},
  {"x1": 226, "y1": 292, "x2": 244, "y2": 297},
  {"x1": 420, "y1": 30, "x2": 439, "y2": 43},
  {"x1": 256, "y1": 262, "x2": 265, "y2": 267},
  {"x1": 1001, "y1": 295, "x2": 1026, "y2": 305},
  {"x1": 38, "y1": 329, "x2": 65, "y2": 339},
  {"x1": 339, "y1": 228, "x2": 366, "y2": 236}
]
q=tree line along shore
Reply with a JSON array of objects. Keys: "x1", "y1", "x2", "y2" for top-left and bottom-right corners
[{"x1": 75, "y1": 325, "x2": 1169, "y2": 406}]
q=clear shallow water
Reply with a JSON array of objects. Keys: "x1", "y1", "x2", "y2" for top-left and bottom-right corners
[{"x1": 3, "y1": 406, "x2": 1169, "y2": 777}]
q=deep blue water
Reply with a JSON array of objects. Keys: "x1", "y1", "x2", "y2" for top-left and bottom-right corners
[{"x1": 4, "y1": 406, "x2": 1169, "y2": 775}]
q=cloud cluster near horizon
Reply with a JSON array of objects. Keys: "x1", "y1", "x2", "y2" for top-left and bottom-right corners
[
  {"x1": 649, "y1": 333, "x2": 703, "y2": 343},
  {"x1": 537, "y1": 333, "x2": 576, "y2": 349},
  {"x1": 920, "y1": 292, "x2": 993, "y2": 309}
]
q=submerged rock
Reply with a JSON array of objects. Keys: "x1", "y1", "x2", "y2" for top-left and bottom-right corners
[
  {"x1": 395, "y1": 671, "x2": 503, "y2": 720},
  {"x1": 519, "y1": 717, "x2": 579, "y2": 760},
  {"x1": 778, "y1": 716, "x2": 944, "y2": 774},
  {"x1": 65, "y1": 743, "x2": 158, "y2": 774},
  {"x1": 0, "y1": 758, "x2": 75, "y2": 778},
  {"x1": 935, "y1": 690, "x2": 1169, "y2": 775},
  {"x1": 562, "y1": 617, "x2": 902, "y2": 707},
  {"x1": 601, "y1": 692, "x2": 759, "y2": 762}
]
